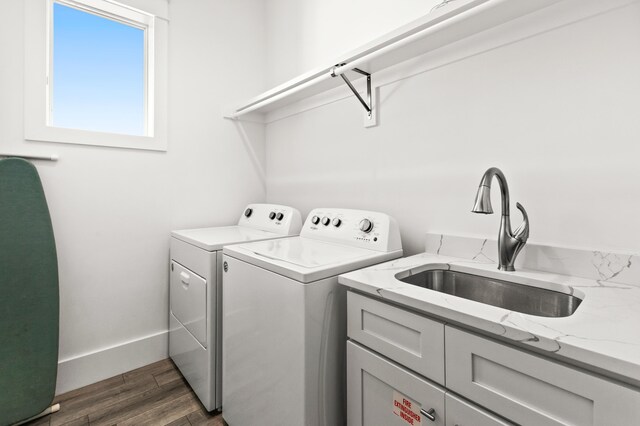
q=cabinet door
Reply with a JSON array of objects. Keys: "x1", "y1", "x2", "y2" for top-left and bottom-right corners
[
  {"x1": 347, "y1": 291, "x2": 445, "y2": 384},
  {"x1": 445, "y1": 394, "x2": 513, "y2": 426},
  {"x1": 347, "y1": 341, "x2": 445, "y2": 426},
  {"x1": 445, "y1": 326, "x2": 640, "y2": 426}
]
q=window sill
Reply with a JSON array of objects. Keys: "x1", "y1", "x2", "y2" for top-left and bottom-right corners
[{"x1": 25, "y1": 124, "x2": 167, "y2": 152}]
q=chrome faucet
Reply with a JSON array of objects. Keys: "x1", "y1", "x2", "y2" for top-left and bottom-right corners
[{"x1": 472, "y1": 167, "x2": 529, "y2": 271}]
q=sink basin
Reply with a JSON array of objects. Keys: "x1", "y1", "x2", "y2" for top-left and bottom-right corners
[{"x1": 396, "y1": 268, "x2": 582, "y2": 318}]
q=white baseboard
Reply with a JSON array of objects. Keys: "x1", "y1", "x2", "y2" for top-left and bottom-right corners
[{"x1": 55, "y1": 330, "x2": 169, "y2": 395}]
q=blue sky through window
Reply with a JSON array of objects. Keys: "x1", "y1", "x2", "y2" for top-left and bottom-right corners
[{"x1": 52, "y1": 3, "x2": 145, "y2": 136}]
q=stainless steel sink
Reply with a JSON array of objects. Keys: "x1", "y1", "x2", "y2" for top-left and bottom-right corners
[{"x1": 397, "y1": 268, "x2": 581, "y2": 318}]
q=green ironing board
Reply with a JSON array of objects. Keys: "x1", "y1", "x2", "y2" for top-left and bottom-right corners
[{"x1": 0, "y1": 158, "x2": 59, "y2": 425}]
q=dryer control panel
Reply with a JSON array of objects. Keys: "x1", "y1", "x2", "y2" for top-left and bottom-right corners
[
  {"x1": 301, "y1": 208, "x2": 402, "y2": 253},
  {"x1": 237, "y1": 204, "x2": 302, "y2": 235}
]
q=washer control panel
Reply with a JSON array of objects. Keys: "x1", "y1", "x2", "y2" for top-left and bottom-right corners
[
  {"x1": 237, "y1": 204, "x2": 303, "y2": 235},
  {"x1": 301, "y1": 208, "x2": 402, "y2": 252}
]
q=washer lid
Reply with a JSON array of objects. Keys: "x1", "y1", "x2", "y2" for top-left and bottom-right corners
[
  {"x1": 250, "y1": 238, "x2": 371, "y2": 268},
  {"x1": 171, "y1": 226, "x2": 286, "y2": 252},
  {"x1": 223, "y1": 237, "x2": 403, "y2": 283}
]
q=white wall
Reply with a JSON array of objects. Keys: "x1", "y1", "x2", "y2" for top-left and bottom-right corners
[
  {"x1": 0, "y1": 0, "x2": 267, "y2": 393},
  {"x1": 264, "y1": 1, "x2": 640, "y2": 256},
  {"x1": 264, "y1": 0, "x2": 440, "y2": 86}
]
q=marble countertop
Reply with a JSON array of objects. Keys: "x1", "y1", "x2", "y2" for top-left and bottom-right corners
[{"x1": 338, "y1": 251, "x2": 640, "y2": 386}]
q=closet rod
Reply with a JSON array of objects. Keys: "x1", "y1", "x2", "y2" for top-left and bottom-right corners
[
  {"x1": 0, "y1": 153, "x2": 59, "y2": 161},
  {"x1": 233, "y1": 71, "x2": 334, "y2": 116},
  {"x1": 228, "y1": 0, "x2": 495, "y2": 119},
  {"x1": 327, "y1": 0, "x2": 492, "y2": 80}
]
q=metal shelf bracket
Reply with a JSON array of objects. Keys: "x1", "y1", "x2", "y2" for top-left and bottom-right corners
[{"x1": 331, "y1": 64, "x2": 372, "y2": 119}]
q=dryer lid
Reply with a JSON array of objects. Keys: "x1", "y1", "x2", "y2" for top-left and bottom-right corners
[{"x1": 171, "y1": 226, "x2": 286, "y2": 252}]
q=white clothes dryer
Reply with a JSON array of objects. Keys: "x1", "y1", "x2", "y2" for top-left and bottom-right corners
[
  {"x1": 169, "y1": 204, "x2": 302, "y2": 411},
  {"x1": 222, "y1": 208, "x2": 403, "y2": 426}
]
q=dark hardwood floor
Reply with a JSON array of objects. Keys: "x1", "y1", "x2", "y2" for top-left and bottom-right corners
[{"x1": 24, "y1": 359, "x2": 224, "y2": 426}]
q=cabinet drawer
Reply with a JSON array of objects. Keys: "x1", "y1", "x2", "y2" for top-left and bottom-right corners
[
  {"x1": 445, "y1": 326, "x2": 640, "y2": 426},
  {"x1": 347, "y1": 341, "x2": 445, "y2": 426},
  {"x1": 445, "y1": 394, "x2": 513, "y2": 426},
  {"x1": 347, "y1": 291, "x2": 445, "y2": 384}
]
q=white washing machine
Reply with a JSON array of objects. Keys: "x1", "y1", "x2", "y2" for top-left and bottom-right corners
[
  {"x1": 222, "y1": 208, "x2": 403, "y2": 426},
  {"x1": 169, "y1": 204, "x2": 302, "y2": 411}
]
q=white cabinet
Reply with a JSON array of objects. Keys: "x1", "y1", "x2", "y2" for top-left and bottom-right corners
[
  {"x1": 346, "y1": 291, "x2": 640, "y2": 426},
  {"x1": 446, "y1": 326, "x2": 640, "y2": 426},
  {"x1": 346, "y1": 292, "x2": 509, "y2": 425},
  {"x1": 347, "y1": 341, "x2": 445, "y2": 426},
  {"x1": 347, "y1": 291, "x2": 445, "y2": 385}
]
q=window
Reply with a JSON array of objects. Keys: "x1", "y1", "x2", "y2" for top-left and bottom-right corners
[
  {"x1": 52, "y1": 2, "x2": 146, "y2": 136},
  {"x1": 25, "y1": 0, "x2": 168, "y2": 151}
]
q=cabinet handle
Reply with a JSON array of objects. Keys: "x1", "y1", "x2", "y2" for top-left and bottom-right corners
[{"x1": 420, "y1": 408, "x2": 436, "y2": 421}]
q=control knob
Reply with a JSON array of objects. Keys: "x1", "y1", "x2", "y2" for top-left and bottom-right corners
[
  {"x1": 276, "y1": 212, "x2": 284, "y2": 221},
  {"x1": 269, "y1": 212, "x2": 276, "y2": 220},
  {"x1": 311, "y1": 216, "x2": 320, "y2": 225},
  {"x1": 359, "y1": 218, "x2": 374, "y2": 233},
  {"x1": 244, "y1": 208, "x2": 253, "y2": 217},
  {"x1": 321, "y1": 217, "x2": 331, "y2": 226},
  {"x1": 332, "y1": 218, "x2": 342, "y2": 227}
]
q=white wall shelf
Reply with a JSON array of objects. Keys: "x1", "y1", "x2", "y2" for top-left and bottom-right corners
[{"x1": 224, "y1": 0, "x2": 560, "y2": 122}]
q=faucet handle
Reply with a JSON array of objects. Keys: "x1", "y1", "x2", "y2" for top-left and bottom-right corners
[{"x1": 513, "y1": 202, "x2": 529, "y2": 242}]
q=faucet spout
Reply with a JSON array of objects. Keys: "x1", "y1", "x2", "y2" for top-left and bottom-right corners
[
  {"x1": 472, "y1": 167, "x2": 529, "y2": 271},
  {"x1": 472, "y1": 184, "x2": 493, "y2": 214},
  {"x1": 472, "y1": 167, "x2": 510, "y2": 216}
]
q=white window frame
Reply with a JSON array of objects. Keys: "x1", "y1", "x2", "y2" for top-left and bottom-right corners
[{"x1": 24, "y1": 0, "x2": 168, "y2": 151}]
